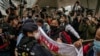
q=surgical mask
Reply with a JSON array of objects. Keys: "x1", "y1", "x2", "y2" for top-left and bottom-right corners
[
  {"x1": 34, "y1": 32, "x2": 40, "y2": 39},
  {"x1": 93, "y1": 40, "x2": 100, "y2": 53}
]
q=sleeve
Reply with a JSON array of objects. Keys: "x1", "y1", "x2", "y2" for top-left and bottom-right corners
[
  {"x1": 0, "y1": 42, "x2": 9, "y2": 49},
  {"x1": 65, "y1": 24, "x2": 80, "y2": 39},
  {"x1": 88, "y1": 25, "x2": 96, "y2": 34}
]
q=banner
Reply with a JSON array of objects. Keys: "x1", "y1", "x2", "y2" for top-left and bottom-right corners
[{"x1": 38, "y1": 27, "x2": 83, "y2": 56}]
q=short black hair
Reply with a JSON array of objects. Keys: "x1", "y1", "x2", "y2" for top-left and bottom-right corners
[
  {"x1": 7, "y1": 15, "x2": 18, "y2": 23},
  {"x1": 24, "y1": 19, "x2": 34, "y2": 24},
  {"x1": 86, "y1": 9, "x2": 93, "y2": 16},
  {"x1": 60, "y1": 14, "x2": 67, "y2": 18},
  {"x1": 46, "y1": 15, "x2": 52, "y2": 18},
  {"x1": 36, "y1": 19, "x2": 44, "y2": 25},
  {"x1": 51, "y1": 34, "x2": 59, "y2": 41},
  {"x1": 75, "y1": 1, "x2": 80, "y2": 5}
]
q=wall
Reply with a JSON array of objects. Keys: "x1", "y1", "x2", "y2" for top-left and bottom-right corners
[
  {"x1": 38, "y1": 0, "x2": 58, "y2": 8},
  {"x1": 57, "y1": 0, "x2": 77, "y2": 8}
]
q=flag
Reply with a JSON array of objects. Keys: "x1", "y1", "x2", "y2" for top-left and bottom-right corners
[{"x1": 38, "y1": 27, "x2": 83, "y2": 56}]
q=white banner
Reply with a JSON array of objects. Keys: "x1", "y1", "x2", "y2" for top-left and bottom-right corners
[{"x1": 38, "y1": 27, "x2": 83, "y2": 56}]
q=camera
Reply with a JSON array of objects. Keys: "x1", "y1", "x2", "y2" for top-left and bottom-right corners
[{"x1": 82, "y1": 17, "x2": 89, "y2": 23}]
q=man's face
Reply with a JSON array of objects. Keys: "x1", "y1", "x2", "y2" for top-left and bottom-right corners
[
  {"x1": 23, "y1": 13, "x2": 27, "y2": 18},
  {"x1": 50, "y1": 20, "x2": 59, "y2": 31},
  {"x1": 12, "y1": 19, "x2": 19, "y2": 26},
  {"x1": 50, "y1": 20, "x2": 59, "y2": 27},
  {"x1": 32, "y1": 30, "x2": 40, "y2": 39},
  {"x1": 37, "y1": 22, "x2": 42, "y2": 27},
  {"x1": 87, "y1": 15, "x2": 92, "y2": 21},
  {"x1": 33, "y1": 30, "x2": 38, "y2": 35}
]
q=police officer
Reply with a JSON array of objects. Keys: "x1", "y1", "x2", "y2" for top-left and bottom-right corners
[
  {"x1": 16, "y1": 22, "x2": 39, "y2": 56},
  {"x1": 16, "y1": 22, "x2": 53, "y2": 56}
]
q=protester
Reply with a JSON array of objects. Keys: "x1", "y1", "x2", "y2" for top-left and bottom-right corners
[
  {"x1": 0, "y1": 0, "x2": 99, "y2": 56},
  {"x1": 36, "y1": 19, "x2": 50, "y2": 34}
]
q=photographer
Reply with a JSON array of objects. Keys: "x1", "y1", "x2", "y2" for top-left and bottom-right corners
[
  {"x1": 79, "y1": 14, "x2": 96, "y2": 40},
  {"x1": 6, "y1": 15, "x2": 19, "y2": 56},
  {"x1": 72, "y1": 1, "x2": 84, "y2": 14}
]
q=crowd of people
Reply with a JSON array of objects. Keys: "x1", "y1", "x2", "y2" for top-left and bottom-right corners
[{"x1": 0, "y1": 1, "x2": 100, "y2": 56}]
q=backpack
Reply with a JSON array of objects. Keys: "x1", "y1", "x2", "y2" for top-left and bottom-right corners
[
  {"x1": 60, "y1": 31, "x2": 72, "y2": 44},
  {"x1": 17, "y1": 36, "x2": 53, "y2": 56}
]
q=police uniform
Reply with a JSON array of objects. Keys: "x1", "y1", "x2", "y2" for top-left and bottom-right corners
[
  {"x1": 17, "y1": 36, "x2": 37, "y2": 56},
  {"x1": 17, "y1": 22, "x2": 53, "y2": 56},
  {"x1": 16, "y1": 22, "x2": 38, "y2": 56}
]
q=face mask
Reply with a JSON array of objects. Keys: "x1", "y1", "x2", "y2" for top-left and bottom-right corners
[
  {"x1": 50, "y1": 26, "x2": 58, "y2": 31},
  {"x1": 93, "y1": 40, "x2": 100, "y2": 52},
  {"x1": 34, "y1": 32, "x2": 40, "y2": 39}
]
